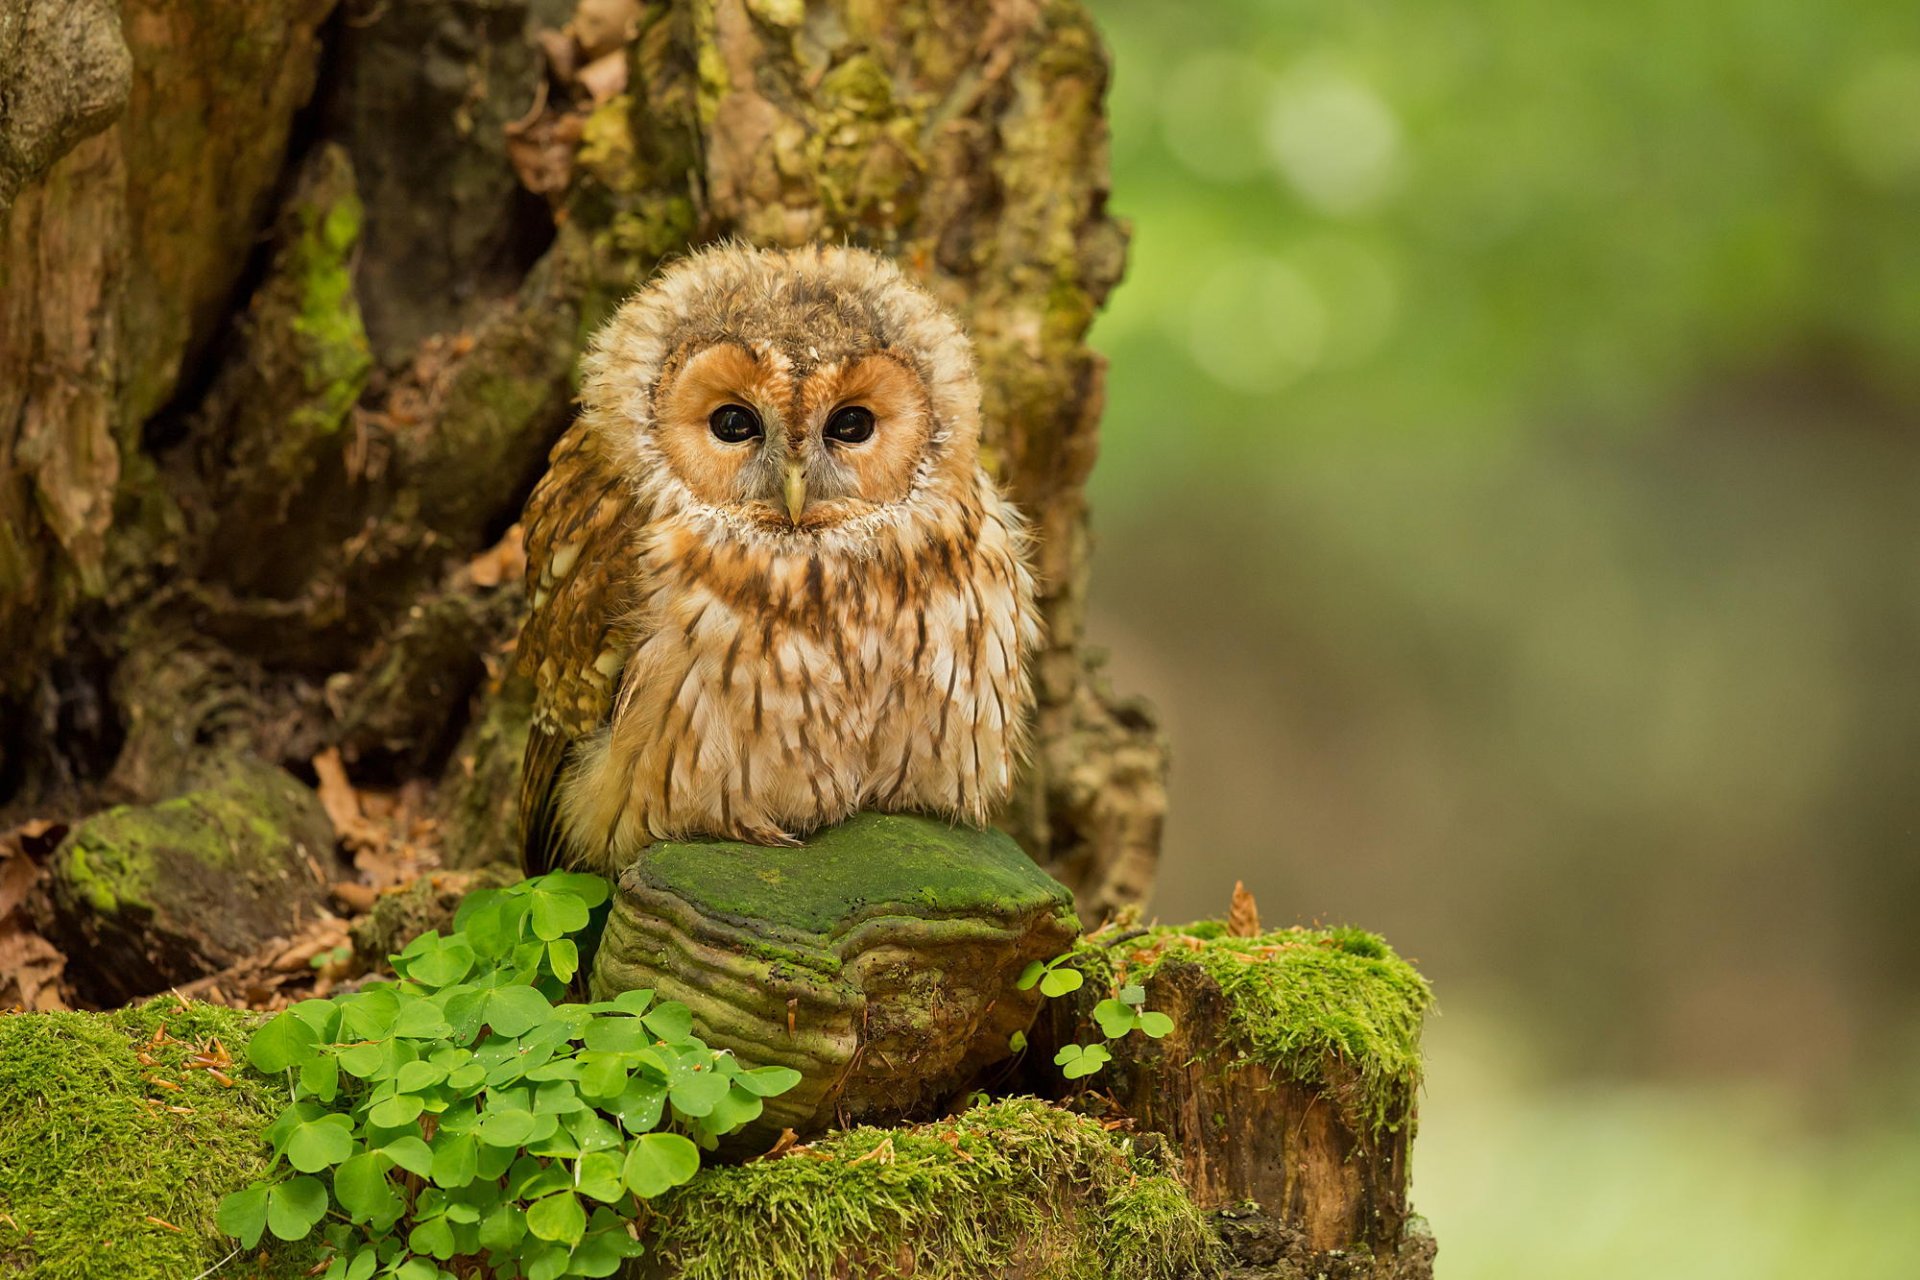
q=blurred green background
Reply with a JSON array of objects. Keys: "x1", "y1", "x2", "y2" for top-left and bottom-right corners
[{"x1": 1081, "y1": 0, "x2": 1920, "y2": 1273}]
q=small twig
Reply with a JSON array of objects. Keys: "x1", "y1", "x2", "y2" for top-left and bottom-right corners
[{"x1": 187, "y1": 1245, "x2": 242, "y2": 1280}]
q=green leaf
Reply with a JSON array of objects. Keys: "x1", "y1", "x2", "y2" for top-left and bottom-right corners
[
  {"x1": 394, "y1": 1259, "x2": 437, "y2": 1280},
  {"x1": 247, "y1": 1013, "x2": 320, "y2": 1072},
  {"x1": 266, "y1": 1175, "x2": 329, "y2": 1240},
  {"x1": 299, "y1": 1052, "x2": 341, "y2": 1102},
  {"x1": 624, "y1": 1132, "x2": 701, "y2": 1198},
  {"x1": 538, "y1": 870, "x2": 612, "y2": 908},
  {"x1": 568, "y1": 1230, "x2": 628, "y2": 1278},
  {"x1": 477, "y1": 1107, "x2": 537, "y2": 1147},
  {"x1": 286, "y1": 1113, "x2": 355, "y2": 1172},
  {"x1": 534, "y1": 1079, "x2": 587, "y2": 1115},
  {"x1": 408, "y1": 1215, "x2": 458, "y2": 1261},
  {"x1": 1008, "y1": 1030, "x2": 1028, "y2": 1053},
  {"x1": 583, "y1": 1017, "x2": 649, "y2": 1054},
  {"x1": 477, "y1": 1202, "x2": 527, "y2": 1251},
  {"x1": 406, "y1": 939, "x2": 476, "y2": 988},
  {"x1": 382, "y1": 1135, "x2": 436, "y2": 1178},
  {"x1": 446, "y1": 1062, "x2": 487, "y2": 1092},
  {"x1": 332, "y1": 1152, "x2": 398, "y2": 1223},
  {"x1": 1118, "y1": 983, "x2": 1148, "y2": 1006},
  {"x1": 429, "y1": 1133, "x2": 478, "y2": 1188},
  {"x1": 526, "y1": 1058, "x2": 584, "y2": 1083},
  {"x1": 732, "y1": 1064, "x2": 802, "y2": 1097},
  {"x1": 640, "y1": 1002, "x2": 693, "y2": 1043},
  {"x1": 508, "y1": 1156, "x2": 571, "y2": 1200},
  {"x1": 575, "y1": 1150, "x2": 627, "y2": 1202},
  {"x1": 1016, "y1": 960, "x2": 1045, "y2": 991},
  {"x1": 527, "y1": 1191, "x2": 587, "y2": 1247},
  {"x1": 611, "y1": 1076, "x2": 666, "y2": 1133},
  {"x1": 609, "y1": 988, "x2": 654, "y2": 1015},
  {"x1": 368, "y1": 1092, "x2": 426, "y2": 1128},
  {"x1": 699, "y1": 1085, "x2": 764, "y2": 1137},
  {"x1": 566, "y1": 1109, "x2": 624, "y2": 1154},
  {"x1": 668, "y1": 1070, "x2": 729, "y2": 1118},
  {"x1": 529, "y1": 890, "x2": 590, "y2": 942},
  {"x1": 338, "y1": 1042, "x2": 385, "y2": 1079},
  {"x1": 484, "y1": 985, "x2": 552, "y2": 1037},
  {"x1": 216, "y1": 1182, "x2": 270, "y2": 1248},
  {"x1": 525, "y1": 1243, "x2": 570, "y2": 1280},
  {"x1": 547, "y1": 938, "x2": 580, "y2": 983},
  {"x1": 340, "y1": 986, "x2": 400, "y2": 1040},
  {"x1": 1138, "y1": 1010, "x2": 1175, "y2": 1039},
  {"x1": 452, "y1": 886, "x2": 503, "y2": 936},
  {"x1": 393, "y1": 997, "x2": 454, "y2": 1041},
  {"x1": 287, "y1": 998, "x2": 344, "y2": 1042},
  {"x1": 345, "y1": 1246, "x2": 378, "y2": 1280},
  {"x1": 1054, "y1": 1042, "x2": 1112, "y2": 1080},
  {"x1": 441, "y1": 989, "x2": 487, "y2": 1042},
  {"x1": 1092, "y1": 998, "x2": 1136, "y2": 1039},
  {"x1": 1038, "y1": 967, "x2": 1084, "y2": 998},
  {"x1": 394, "y1": 1059, "x2": 450, "y2": 1093},
  {"x1": 576, "y1": 1054, "x2": 628, "y2": 1101}
]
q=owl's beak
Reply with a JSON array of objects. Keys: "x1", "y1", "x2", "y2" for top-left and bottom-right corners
[{"x1": 782, "y1": 460, "x2": 807, "y2": 524}]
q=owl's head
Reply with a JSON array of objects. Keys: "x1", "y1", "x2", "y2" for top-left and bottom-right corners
[{"x1": 579, "y1": 243, "x2": 983, "y2": 537}]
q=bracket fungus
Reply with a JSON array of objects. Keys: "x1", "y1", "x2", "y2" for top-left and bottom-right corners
[{"x1": 589, "y1": 812, "x2": 1080, "y2": 1140}]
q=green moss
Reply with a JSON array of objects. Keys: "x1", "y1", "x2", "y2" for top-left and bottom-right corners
[
  {"x1": 283, "y1": 148, "x2": 372, "y2": 430},
  {"x1": 634, "y1": 813, "x2": 1074, "y2": 938},
  {"x1": 58, "y1": 794, "x2": 236, "y2": 914},
  {"x1": 0, "y1": 1002, "x2": 314, "y2": 1279},
  {"x1": 1083, "y1": 924, "x2": 1433, "y2": 1138},
  {"x1": 648, "y1": 1097, "x2": 1218, "y2": 1280}
]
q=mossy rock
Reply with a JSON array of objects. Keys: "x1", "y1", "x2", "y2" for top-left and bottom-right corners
[
  {"x1": 591, "y1": 813, "x2": 1081, "y2": 1139},
  {"x1": 47, "y1": 754, "x2": 334, "y2": 1002}
]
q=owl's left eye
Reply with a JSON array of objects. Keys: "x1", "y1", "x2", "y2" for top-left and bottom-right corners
[
  {"x1": 708, "y1": 404, "x2": 763, "y2": 443},
  {"x1": 825, "y1": 406, "x2": 876, "y2": 444}
]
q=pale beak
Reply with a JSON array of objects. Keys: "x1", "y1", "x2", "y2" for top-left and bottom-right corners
[{"x1": 782, "y1": 460, "x2": 807, "y2": 524}]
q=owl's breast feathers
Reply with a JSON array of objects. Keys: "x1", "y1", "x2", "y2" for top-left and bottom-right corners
[{"x1": 518, "y1": 430, "x2": 1040, "y2": 875}]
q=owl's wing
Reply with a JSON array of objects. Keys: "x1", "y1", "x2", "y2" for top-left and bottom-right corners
[{"x1": 517, "y1": 424, "x2": 644, "y2": 875}]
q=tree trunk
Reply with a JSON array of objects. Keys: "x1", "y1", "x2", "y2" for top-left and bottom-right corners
[{"x1": 0, "y1": 0, "x2": 1166, "y2": 920}]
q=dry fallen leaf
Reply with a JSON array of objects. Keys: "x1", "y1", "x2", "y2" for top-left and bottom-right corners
[
  {"x1": 467, "y1": 522, "x2": 527, "y2": 589},
  {"x1": 575, "y1": 49, "x2": 629, "y2": 105},
  {"x1": 1228, "y1": 881, "x2": 1261, "y2": 938}
]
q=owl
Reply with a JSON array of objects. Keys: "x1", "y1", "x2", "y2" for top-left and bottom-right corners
[{"x1": 516, "y1": 244, "x2": 1042, "y2": 875}]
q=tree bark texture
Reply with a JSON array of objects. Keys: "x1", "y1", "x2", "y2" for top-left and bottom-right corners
[{"x1": 0, "y1": 0, "x2": 1168, "y2": 918}]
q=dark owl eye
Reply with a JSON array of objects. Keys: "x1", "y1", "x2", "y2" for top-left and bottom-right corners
[
  {"x1": 825, "y1": 406, "x2": 875, "y2": 445},
  {"x1": 708, "y1": 404, "x2": 762, "y2": 443}
]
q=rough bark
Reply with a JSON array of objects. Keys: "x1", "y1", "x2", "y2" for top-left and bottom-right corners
[{"x1": 0, "y1": 0, "x2": 1165, "y2": 918}]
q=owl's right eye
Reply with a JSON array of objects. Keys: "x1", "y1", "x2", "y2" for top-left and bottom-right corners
[{"x1": 708, "y1": 404, "x2": 763, "y2": 443}]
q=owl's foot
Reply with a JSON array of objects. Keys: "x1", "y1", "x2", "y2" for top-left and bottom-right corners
[{"x1": 736, "y1": 821, "x2": 803, "y2": 848}]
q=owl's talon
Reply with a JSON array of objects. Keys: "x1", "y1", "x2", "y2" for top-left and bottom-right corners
[{"x1": 739, "y1": 823, "x2": 802, "y2": 848}]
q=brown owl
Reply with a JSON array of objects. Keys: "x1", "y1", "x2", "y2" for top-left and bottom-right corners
[{"x1": 516, "y1": 244, "x2": 1041, "y2": 874}]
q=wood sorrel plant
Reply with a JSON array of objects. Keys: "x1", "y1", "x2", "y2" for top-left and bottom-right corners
[
  {"x1": 217, "y1": 871, "x2": 800, "y2": 1280},
  {"x1": 1014, "y1": 956, "x2": 1174, "y2": 1081}
]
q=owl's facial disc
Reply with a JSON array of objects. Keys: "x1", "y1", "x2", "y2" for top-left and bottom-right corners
[{"x1": 655, "y1": 342, "x2": 935, "y2": 534}]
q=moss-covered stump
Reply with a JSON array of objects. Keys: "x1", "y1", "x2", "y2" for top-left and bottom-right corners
[
  {"x1": 1037, "y1": 925, "x2": 1434, "y2": 1279},
  {"x1": 591, "y1": 813, "x2": 1081, "y2": 1140},
  {"x1": 0, "y1": 1000, "x2": 313, "y2": 1280},
  {"x1": 643, "y1": 1097, "x2": 1216, "y2": 1280},
  {"x1": 45, "y1": 754, "x2": 335, "y2": 1003}
]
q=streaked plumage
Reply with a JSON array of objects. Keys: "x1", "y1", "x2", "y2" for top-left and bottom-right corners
[{"x1": 517, "y1": 244, "x2": 1040, "y2": 874}]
